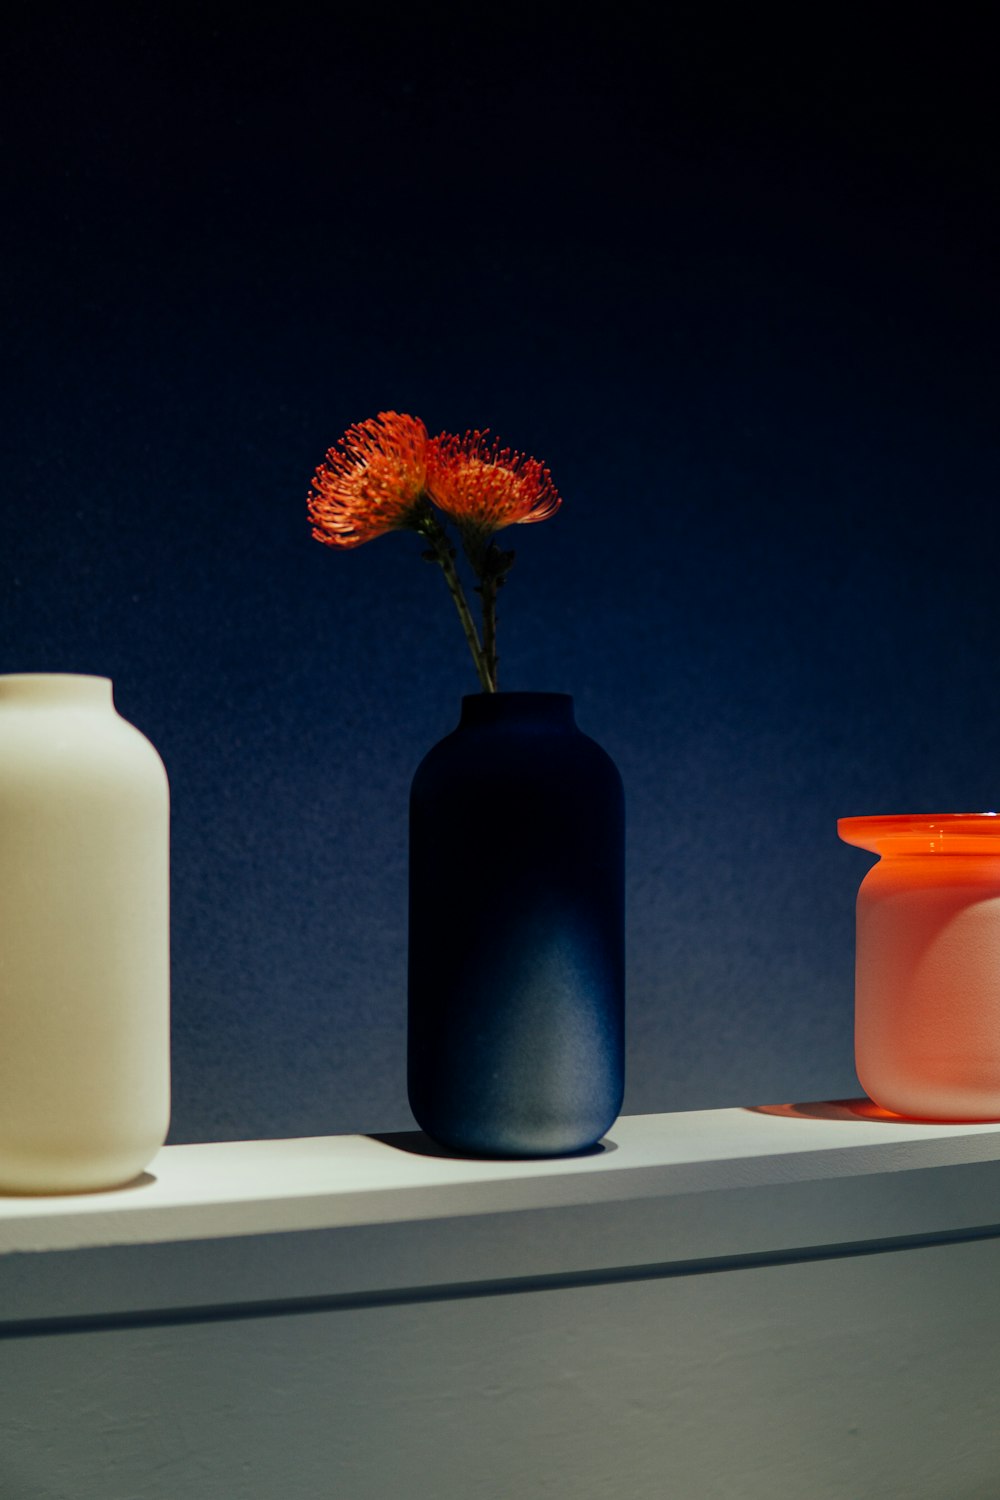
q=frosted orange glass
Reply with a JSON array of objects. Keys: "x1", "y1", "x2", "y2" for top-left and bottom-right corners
[{"x1": 839, "y1": 813, "x2": 1000, "y2": 1121}]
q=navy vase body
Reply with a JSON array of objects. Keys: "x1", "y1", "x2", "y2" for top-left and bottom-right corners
[{"x1": 408, "y1": 692, "x2": 625, "y2": 1157}]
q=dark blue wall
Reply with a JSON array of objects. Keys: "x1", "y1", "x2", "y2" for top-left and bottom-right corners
[{"x1": 5, "y1": 6, "x2": 999, "y2": 1141}]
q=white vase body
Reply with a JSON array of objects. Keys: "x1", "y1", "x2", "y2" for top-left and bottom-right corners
[{"x1": 0, "y1": 674, "x2": 170, "y2": 1191}]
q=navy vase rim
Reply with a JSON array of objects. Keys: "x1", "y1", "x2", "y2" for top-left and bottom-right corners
[
  {"x1": 460, "y1": 691, "x2": 573, "y2": 703},
  {"x1": 458, "y1": 692, "x2": 576, "y2": 728}
]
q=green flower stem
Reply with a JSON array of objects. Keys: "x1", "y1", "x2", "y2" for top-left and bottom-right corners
[
  {"x1": 416, "y1": 512, "x2": 494, "y2": 693},
  {"x1": 481, "y1": 572, "x2": 499, "y2": 692}
]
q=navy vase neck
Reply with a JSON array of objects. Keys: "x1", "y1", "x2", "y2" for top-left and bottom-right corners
[{"x1": 458, "y1": 692, "x2": 576, "y2": 731}]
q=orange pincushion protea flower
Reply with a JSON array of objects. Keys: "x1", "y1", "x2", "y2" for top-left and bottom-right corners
[
  {"x1": 308, "y1": 411, "x2": 428, "y2": 548},
  {"x1": 307, "y1": 413, "x2": 562, "y2": 692},
  {"x1": 425, "y1": 431, "x2": 561, "y2": 542}
]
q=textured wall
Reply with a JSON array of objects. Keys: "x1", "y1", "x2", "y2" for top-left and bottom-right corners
[
  {"x1": 7, "y1": 1239, "x2": 1000, "y2": 1498},
  {"x1": 4, "y1": 7, "x2": 999, "y2": 1142}
]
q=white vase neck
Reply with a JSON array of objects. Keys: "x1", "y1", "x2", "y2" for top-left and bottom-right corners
[{"x1": 0, "y1": 673, "x2": 114, "y2": 709}]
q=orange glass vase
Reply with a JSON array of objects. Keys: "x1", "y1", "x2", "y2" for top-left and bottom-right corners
[{"x1": 839, "y1": 813, "x2": 1000, "y2": 1121}]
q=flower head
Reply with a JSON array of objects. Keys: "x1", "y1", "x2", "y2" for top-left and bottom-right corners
[
  {"x1": 307, "y1": 413, "x2": 564, "y2": 693},
  {"x1": 425, "y1": 430, "x2": 561, "y2": 544},
  {"x1": 308, "y1": 411, "x2": 428, "y2": 548}
]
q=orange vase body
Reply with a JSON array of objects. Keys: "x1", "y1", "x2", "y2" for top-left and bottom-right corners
[{"x1": 839, "y1": 814, "x2": 1000, "y2": 1122}]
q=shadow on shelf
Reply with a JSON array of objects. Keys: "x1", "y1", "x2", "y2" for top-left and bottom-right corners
[
  {"x1": 367, "y1": 1130, "x2": 617, "y2": 1161},
  {"x1": 748, "y1": 1098, "x2": 955, "y2": 1125}
]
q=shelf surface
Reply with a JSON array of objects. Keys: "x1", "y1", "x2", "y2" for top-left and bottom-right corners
[
  {"x1": 3, "y1": 1101, "x2": 1000, "y2": 1255},
  {"x1": 6, "y1": 1103, "x2": 1000, "y2": 1497}
]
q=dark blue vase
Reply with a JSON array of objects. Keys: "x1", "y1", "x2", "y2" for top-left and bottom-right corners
[{"x1": 407, "y1": 692, "x2": 625, "y2": 1157}]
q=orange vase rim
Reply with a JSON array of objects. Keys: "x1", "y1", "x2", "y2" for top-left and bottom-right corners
[{"x1": 839, "y1": 812, "x2": 1000, "y2": 854}]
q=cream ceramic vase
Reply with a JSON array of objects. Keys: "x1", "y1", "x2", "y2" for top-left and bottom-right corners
[{"x1": 0, "y1": 674, "x2": 170, "y2": 1192}]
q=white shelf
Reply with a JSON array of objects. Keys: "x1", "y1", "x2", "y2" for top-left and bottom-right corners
[
  {"x1": 4, "y1": 1101, "x2": 1000, "y2": 1254},
  {"x1": 3, "y1": 1103, "x2": 1000, "y2": 1329},
  {"x1": 6, "y1": 1104, "x2": 1000, "y2": 1498}
]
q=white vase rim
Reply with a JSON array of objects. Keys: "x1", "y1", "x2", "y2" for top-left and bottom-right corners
[
  {"x1": 0, "y1": 673, "x2": 114, "y2": 705},
  {"x1": 0, "y1": 672, "x2": 112, "y2": 684}
]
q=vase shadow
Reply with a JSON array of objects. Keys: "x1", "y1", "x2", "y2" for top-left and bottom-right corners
[
  {"x1": 109, "y1": 1169, "x2": 159, "y2": 1193},
  {"x1": 0, "y1": 1169, "x2": 158, "y2": 1199},
  {"x1": 368, "y1": 1129, "x2": 617, "y2": 1161},
  {"x1": 747, "y1": 1098, "x2": 946, "y2": 1125}
]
